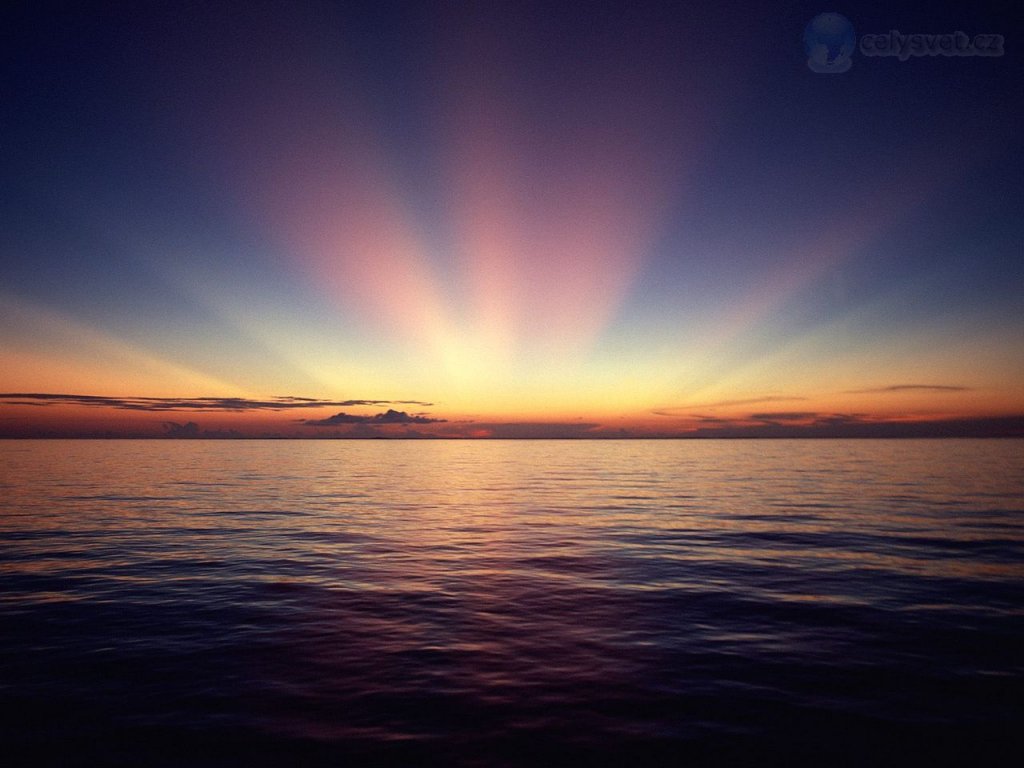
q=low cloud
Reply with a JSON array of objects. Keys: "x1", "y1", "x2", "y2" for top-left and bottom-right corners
[
  {"x1": 162, "y1": 421, "x2": 243, "y2": 438},
  {"x1": 332, "y1": 399, "x2": 436, "y2": 407},
  {"x1": 305, "y1": 409, "x2": 446, "y2": 426},
  {"x1": 846, "y1": 384, "x2": 969, "y2": 394},
  {"x1": 163, "y1": 421, "x2": 201, "y2": 437},
  {"x1": 750, "y1": 411, "x2": 819, "y2": 422},
  {"x1": 0, "y1": 393, "x2": 434, "y2": 412},
  {"x1": 690, "y1": 415, "x2": 731, "y2": 424},
  {"x1": 748, "y1": 411, "x2": 872, "y2": 428},
  {"x1": 448, "y1": 422, "x2": 602, "y2": 439},
  {"x1": 653, "y1": 395, "x2": 807, "y2": 415},
  {"x1": 685, "y1": 414, "x2": 1023, "y2": 438}
]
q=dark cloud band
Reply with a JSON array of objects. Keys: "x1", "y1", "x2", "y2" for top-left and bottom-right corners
[
  {"x1": 305, "y1": 409, "x2": 446, "y2": 426},
  {"x1": 845, "y1": 384, "x2": 969, "y2": 394},
  {"x1": 0, "y1": 393, "x2": 434, "y2": 412}
]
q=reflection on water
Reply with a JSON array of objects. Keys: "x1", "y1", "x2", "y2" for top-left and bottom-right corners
[{"x1": 1, "y1": 439, "x2": 1022, "y2": 765}]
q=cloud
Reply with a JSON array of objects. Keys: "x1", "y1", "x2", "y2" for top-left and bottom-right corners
[
  {"x1": 653, "y1": 387, "x2": 971, "y2": 420},
  {"x1": 163, "y1": 421, "x2": 201, "y2": 437},
  {"x1": 305, "y1": 409, "x2": 446, "y2": 426},
  {"x1": 0, "y1": 393, "x2": 434, "y2": 412},
  {"x1": 333, "y1": 399, "x2": 436, "y2": 407},
  {"x1": 684, "y1": 414, "x2": 1024, "y2": 439},
  {"x1": 162, "y1": 421, "x2": 244, "y2": 438},
  {"x1": 750, "y1": 411, "x2": 819, "y2": 422},
  {"x1": 845, "y1": 384, "x2": 970, "y2": 394},
  {"x1": 653, "y1": 396, "x2": 807, "y2": 415},
  {"x1": 809, "y1": 413, "x2": 866, "y2": 427},
  {"x1": 747, "y1": 411, "x2": 877, "y2": 429},
  {"x1": 445, "y1": 422, "x2": 602, "y2": 439}
]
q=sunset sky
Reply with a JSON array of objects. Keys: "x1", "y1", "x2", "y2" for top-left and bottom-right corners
[{"x1": 1, "y1": 0, "x2": 1021, "y2": 438}]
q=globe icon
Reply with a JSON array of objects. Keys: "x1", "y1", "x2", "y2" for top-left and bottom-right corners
[{"x1": 804, "y1": 13, "x2": 855, "y2": 73}]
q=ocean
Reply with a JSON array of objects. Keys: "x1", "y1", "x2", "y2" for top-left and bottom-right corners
[{"x1": 1, "y1": 439, "x2": 1022, "y2": 766}]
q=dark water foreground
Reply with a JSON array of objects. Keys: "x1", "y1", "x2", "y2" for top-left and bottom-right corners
[{"x1": 1, "y1": 439, "x2": 1022, "y2": 766}]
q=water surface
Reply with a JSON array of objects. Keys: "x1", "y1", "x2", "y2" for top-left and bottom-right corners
[{"x1": 1, "y1": 439, "x2": 1022, "y2": 765}]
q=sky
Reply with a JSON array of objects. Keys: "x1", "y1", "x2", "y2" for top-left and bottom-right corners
[{"x1": 1, "y1": 0, "x2": 1021, "y2": 438}]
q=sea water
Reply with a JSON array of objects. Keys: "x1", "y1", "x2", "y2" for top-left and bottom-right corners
[{"x1": 1, "y1": 439, "x2": 1022, "y2": 765}]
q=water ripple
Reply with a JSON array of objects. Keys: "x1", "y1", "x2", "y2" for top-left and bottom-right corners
[{"x1": 1, "y1": 438, "x2": 1022, "y2": 765}]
